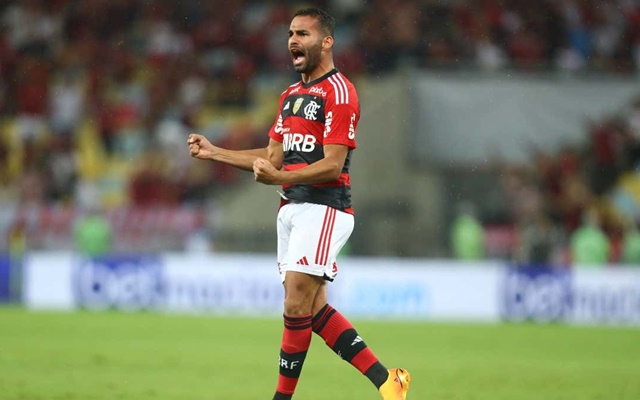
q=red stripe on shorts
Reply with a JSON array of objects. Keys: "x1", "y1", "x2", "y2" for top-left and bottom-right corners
[
  {"x1": 315, "y1": 207, "x2": 336, "y2": 266},
  {"x1": 322, "y1": 208, "x2": 337, "y2": 266},
  {"x1": 315, "y1": 207, "x2": 331, "y2": 265}
]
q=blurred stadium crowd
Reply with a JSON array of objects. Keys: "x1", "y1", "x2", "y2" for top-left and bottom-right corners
[
  {"x1": 1, "y1": 0, "x2": 640, "y2": 262},
  {"x1": 491, "y1": 95, "x2": 640, "y2": 265}
]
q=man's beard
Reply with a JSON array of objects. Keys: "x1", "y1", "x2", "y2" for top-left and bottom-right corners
[{"x1": 294, "y1": 41, "x2": 322, "y2": 74}]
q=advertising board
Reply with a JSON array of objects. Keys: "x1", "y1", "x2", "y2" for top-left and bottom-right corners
[
  {"x1": 0, "y1": 256, "x2": 10, "y2": 302},
  {"x1": 332, "y1": 258, "x2": 502, "y2": 321},
  {"x1": 23, "y1": 253, "x2": 640, "y2": 325},
  {"x1": 23, "y1": 254, "x2": 502, "y2": 321},
  {"x1": 500, "y1": 266, "x2": 640, "y2": 325}
]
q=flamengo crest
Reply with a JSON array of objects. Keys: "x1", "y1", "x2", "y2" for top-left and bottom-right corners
[{"x1": 304, "y1": 100, "x2": 321, "y2": 120}]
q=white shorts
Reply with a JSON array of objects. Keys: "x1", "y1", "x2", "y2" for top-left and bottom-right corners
[{"x1": 277, "y1": 202, "x2": 354, "y2": 283}]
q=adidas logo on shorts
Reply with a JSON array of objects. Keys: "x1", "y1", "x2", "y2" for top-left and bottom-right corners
[{"x1": 296, "y1": 256, "x2": 309, "y2": 266}]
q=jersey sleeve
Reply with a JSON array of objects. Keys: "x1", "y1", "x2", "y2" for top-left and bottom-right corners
[
  {"x1": 268, "y1": 113, "x2": 284, "y2": 143},
  {"x1": 268, "y1": 93, "x2": 287, "y2": 143},
  {"x1": 323, "y1": 102, "x2": 359, "y2": 149}
]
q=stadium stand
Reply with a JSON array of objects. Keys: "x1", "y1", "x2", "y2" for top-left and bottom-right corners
[{"x1": 0, "y1": 0, "x2": 639, "y2": 260}]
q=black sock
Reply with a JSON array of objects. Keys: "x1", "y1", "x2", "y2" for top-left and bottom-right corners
[
  {"x1": 273, "y1": 392, "x2": 292, "y2": 400},
  {"x1": 365, "y1": 362, "x2": 390, "y2": 389}
]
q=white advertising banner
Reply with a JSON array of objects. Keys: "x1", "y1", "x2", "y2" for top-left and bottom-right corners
[
  {"x1": 571, "y1": 268, "x2": 640, "y2": 325},
  {"x1": 23, "y1": 252, "x2": 76, "y2": 310},
  {"x1": 161, "y1": 253, "x2": 284, "y2": 316},
  {"x1": 331, "y1": 258, "x2": 502, "y2": 321},
  {"x1": 22, "y1": 252, "x2": 639, "y2": 325},
  {"x1": 22, "y1": 253, "x2": 502, "y2": 321},
  {"x1": 500, "y1": 265, "x2": 640, "y2": 326}
]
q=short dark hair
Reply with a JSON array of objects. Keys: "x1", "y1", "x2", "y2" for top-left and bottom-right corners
[{"x1": 294, "y1": 8, "x2": 335, "y2": 37}]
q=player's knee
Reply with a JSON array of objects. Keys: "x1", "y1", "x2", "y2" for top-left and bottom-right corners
[{"x1": 283, "y1": 296, "x2": 312, "y2": 317}]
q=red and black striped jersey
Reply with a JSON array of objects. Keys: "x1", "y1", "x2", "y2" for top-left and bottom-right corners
[{"x1": 268, "y1": 69, "x2": 359, "y2": 214}]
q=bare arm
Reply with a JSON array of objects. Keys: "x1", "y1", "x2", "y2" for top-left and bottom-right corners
[
  {"x1": 188, "y1": 134, "x2": 283, "y2": 171},
  {"x1": 253, "y1": 144, "x2": 348, "y2": 185}
]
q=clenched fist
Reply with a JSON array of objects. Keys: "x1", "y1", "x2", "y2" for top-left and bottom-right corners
[
  {"x1": 253, "y1": 157, "x2": 282, "y2": 185},
  {"x1": 187, "y1": 133, "x2": 215, "y2": 159}
]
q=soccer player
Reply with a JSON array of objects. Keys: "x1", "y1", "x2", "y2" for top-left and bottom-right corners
[{"x1": 187, "y1": 8, "x2": 410, "y2": 400}]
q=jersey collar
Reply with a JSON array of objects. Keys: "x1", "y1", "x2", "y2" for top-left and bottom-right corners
[{"x1": 301, "y1": 68, "x2": 339, "y2": 89}]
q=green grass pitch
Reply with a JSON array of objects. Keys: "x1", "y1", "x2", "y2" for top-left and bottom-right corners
[{"x1": 0, "y1": 306, "x2": 639, "y2": 400}]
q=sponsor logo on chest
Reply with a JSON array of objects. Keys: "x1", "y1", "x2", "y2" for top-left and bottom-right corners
[
  {"x1": 309, "y1": 86, "x2": 327, "y2": 97},
  {"x1": 283, "y1": 133, "x2": 317, "y2": 152}
]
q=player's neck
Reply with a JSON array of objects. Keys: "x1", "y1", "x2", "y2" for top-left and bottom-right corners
[{"x1": 301, "y1": 61, "x2": 335, "y2": 84}]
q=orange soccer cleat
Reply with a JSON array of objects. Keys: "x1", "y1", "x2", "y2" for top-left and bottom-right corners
[{"x1": 379, "y1": 368, "x2": 411, "y2": 400}]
